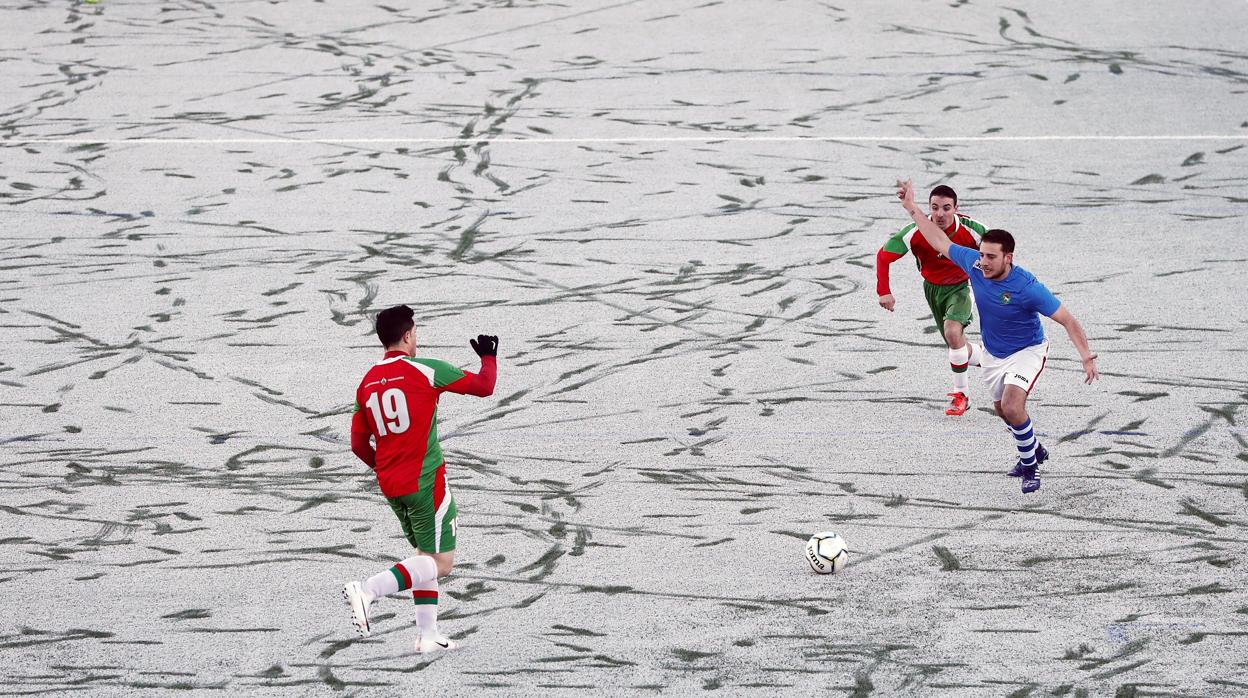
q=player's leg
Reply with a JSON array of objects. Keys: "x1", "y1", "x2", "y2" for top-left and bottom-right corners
[
  {"x1": 940, "y1": 282, "x2": 976, "y2": 415},
  {"x1": 994, "y1": 391, "x2": 1045, "y2": 480},
  {"x1": 997, "y1": 344, "x2": 1049, "y2": 492},
  {"x1": 982, "y1": 346, "x2": 1036, "y2": 481},
  {"x1": 1000, "y1": 386, "x2": 1041, "y2": 492},
  {"x1": 949, "y1": 280, "x2": 985, "y2": 369},
  {"x1": 408, "y1": 466, "x2": 459, "y2": 654},
  {"x1": 412, "y1": 550, "x2": 454, "y2": 653},
  {"x1": 925, "y1": 282, "x2": 960, "y2": 412},
  {"x1": 343, "y1": 495, "x2": 441, "y2": 637},
  {"x1": 944, "y1": 320, "x2": 971, "y2": 414}
]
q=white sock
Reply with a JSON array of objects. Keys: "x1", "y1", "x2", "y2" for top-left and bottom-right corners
[
  {"x1": 967, "y1": 342, "x2": 983, "y2": 367},
  {"x1": 413, "y1": 578, "x2": 440, "y2": 637},
  {"x1": 949, "y1": 345, "x2": 970, "y2": 393},
  {"x1": 362, "y1": 555, "x2": 438, "y2": 599},
  {"x1": 952, "y1": 370, "x2": 968, "y2": 393}
]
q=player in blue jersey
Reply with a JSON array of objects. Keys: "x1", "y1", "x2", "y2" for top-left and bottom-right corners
[{"x1": 896, "y1": 178, "x2": 1099, "y2": 493}]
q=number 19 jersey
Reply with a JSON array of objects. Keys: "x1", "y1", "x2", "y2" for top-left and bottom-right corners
[{"x1": 352, "y1": 351, "x2": 467, "y2": 498}]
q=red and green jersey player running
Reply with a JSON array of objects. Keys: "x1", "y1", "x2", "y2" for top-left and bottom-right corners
[
  {"x1": 876, "y1": 184, "x2": 987, "y2": 415},
  {"x1": 342, "y1": 304, "x2": 498, "y2": 655}
]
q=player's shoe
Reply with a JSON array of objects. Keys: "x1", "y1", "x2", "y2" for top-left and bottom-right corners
[
  {"x1": 342, "y1": 581, "x2": 374, "y2": 637},
  {"x1": 415, "y1": 634, "x2": 459, "y2": 654},
  {"x1": 1008, "y1": 444, "x2": 1049, "y2": 477},
  {"x1": 945, "y1": 392, "x2": 969, "y2": 416},
  {"x1": 1020, "y1": 465, "x2": 1040, "y2": 494}
]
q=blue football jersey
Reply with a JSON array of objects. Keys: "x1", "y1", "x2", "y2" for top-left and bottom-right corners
[{"x1": 947, "y1": 244, "x2": 1061, "y2": 357}]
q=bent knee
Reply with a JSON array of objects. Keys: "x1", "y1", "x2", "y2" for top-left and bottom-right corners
[{"x1": 1002, "y1": 405, "x2": 1028, "y2": 425}]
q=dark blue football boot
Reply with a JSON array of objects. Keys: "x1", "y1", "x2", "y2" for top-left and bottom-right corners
[
  {"x1": 1021, "y1": 465, "x2": 1041, "y2": 494},
  {"x1": 1008, "y1": 443, "x2": 1049, "y2": 478}
]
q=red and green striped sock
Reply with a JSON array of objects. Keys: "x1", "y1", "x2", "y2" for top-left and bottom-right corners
[
  {"x1": 412, "y1": 578, "x2": 439, "y2": 637},
  {"x1": 949, "y1": 345, "x2": 970, "y2": 392},
  {"x1": 362, "y1": 555, "x2": 437, "y2": 598}
]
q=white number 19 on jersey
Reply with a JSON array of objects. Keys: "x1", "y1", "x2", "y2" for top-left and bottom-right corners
[{"x1": 364, "y1": 388, "x2": 410, "y2": 436}]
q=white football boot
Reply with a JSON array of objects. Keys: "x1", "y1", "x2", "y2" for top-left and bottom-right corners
[
  {"x1": 415, "y1": 634, "x2": 459, "y2": 654},
  {"x1": 342, "y1": 581, "x2": 374, "y2": 636}
]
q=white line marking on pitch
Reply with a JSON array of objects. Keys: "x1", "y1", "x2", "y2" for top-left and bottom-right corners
[{"x1": 8, "y1": 134, "x2": 1248, "y2": 145}]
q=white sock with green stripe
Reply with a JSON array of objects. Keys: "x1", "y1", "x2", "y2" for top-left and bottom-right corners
[
  {"x1": 949, "y1": 345, "x2": 970, "y2": 392},
  {"x1": 412, "y1": 578, "x2": 440, "y2": 637},
  {"x1": 362, "y1": 555, "x2": 438, "y2": 599}
]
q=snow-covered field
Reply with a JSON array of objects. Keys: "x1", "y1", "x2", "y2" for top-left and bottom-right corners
[{"x1": 2, "y1": 1, "x2": 1246, "y2": 694}]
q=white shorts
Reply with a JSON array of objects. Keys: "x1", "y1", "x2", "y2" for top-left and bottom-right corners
[{"x1": 980, "y1": 342, "x2": 1048, "y2": 402}]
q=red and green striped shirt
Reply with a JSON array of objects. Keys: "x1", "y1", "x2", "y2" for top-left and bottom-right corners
[
  {"x1": 352, "y1": 351, "x2": 495, "y2": 498},
  {"x1": 876, "y1": 214, "x2": 987, "y2": 295}
]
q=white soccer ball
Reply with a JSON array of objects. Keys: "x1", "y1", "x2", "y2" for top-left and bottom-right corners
[{"x1": 805, "y1": 531, "x2": 849, "y2": 575}]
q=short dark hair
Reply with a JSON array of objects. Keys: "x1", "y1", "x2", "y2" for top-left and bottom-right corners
[
  {"x1": 375, "y1": 305, "x2": 415, "y2": 347},
  {"x1": 981, "y1": 229, "x2": 1015, "y2": 253},
  {"x1": 929, "y1": 185, "x2": 958, "y2": 206}
]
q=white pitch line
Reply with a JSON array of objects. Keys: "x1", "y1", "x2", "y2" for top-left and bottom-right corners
[{"x1": 6, "y1": 134, "x2": 1248, "y2": 145}]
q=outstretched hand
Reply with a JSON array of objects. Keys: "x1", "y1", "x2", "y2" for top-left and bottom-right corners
[
  {"x1": 898, "y1": 177, "x2": 918, "y2": 209},
  {"x1": 470, "y1": 334, "x2": 499, "y2": 357},
  {"x1": 1082, "y1": 353, "x2": 1099, "y2": 384},
  {"x1": 896, "y1": 177, "x2": 917, "y2": 213}
]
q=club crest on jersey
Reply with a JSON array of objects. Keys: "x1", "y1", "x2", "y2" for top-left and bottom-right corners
[{"x1": 1000, "y1": 292, "x2": 1012, "y2": 305}]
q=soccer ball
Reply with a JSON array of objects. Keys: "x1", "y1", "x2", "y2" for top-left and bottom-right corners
[{"x1": 805, "y1": 532, "x2": 849, "y2": 574}]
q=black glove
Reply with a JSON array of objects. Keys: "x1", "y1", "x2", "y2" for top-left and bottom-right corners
[{"x1": 469, "y1": 334, "x2": 499, "y2": 357}]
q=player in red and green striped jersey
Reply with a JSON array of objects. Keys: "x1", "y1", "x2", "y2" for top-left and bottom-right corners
[
  {"x1": 342, "y1": 304, "x2": 498, "y2": 655},
  {"x1": 876, "y1": 184, "x2": 987, "y2": 415}
]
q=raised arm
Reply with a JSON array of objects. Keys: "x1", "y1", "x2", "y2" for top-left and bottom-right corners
[
  {"x1": 1048, "y1": 305, "x2": 1099, "y2": 384},
  {"x1": 443, "y1": 335, "x2": 498, "y2": 397},
  {"x1": 896, "y1": 178, "x2": 952, "y2": 258}
]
